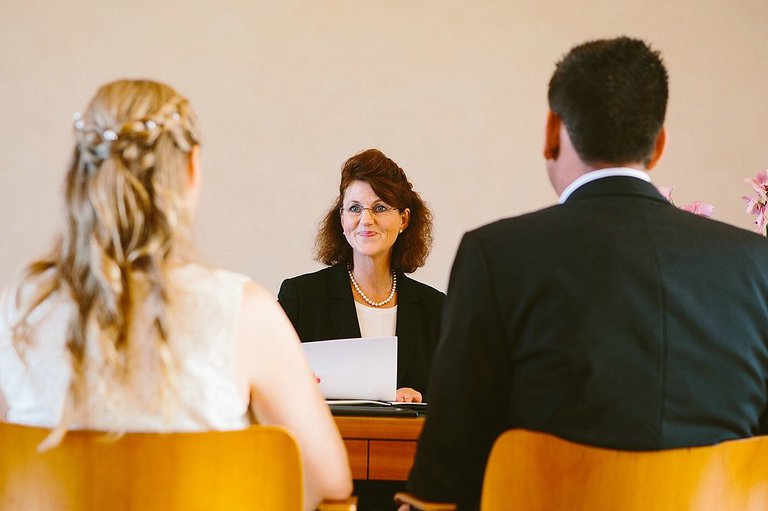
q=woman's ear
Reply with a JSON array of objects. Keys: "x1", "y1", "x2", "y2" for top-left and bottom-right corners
[
  {"x1": 184, "y1": 145, "x2": 203, "y2": 217},
  {"x1": 543, "y1": 111, "x2": 561, "y2": 160},
  {"x1": 399, "y1": 208, "x2": 411, "y2": 233}
]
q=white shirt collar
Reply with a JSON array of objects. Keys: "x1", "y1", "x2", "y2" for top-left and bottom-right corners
[{"x1": 558, "y1": 167, "x2": 651, "y2": 204}]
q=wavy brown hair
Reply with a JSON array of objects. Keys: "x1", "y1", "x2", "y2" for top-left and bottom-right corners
[
  {"x1": 315, "y1": 149, "x2": 433, "y2": 273},
  {"x1": 11, "y1": 79, "x2": 200, "y2": 447}
]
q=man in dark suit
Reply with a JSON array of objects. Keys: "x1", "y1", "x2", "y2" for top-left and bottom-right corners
[{"x1": 405, "y1": 36, "x2": 768, "y2": 510}]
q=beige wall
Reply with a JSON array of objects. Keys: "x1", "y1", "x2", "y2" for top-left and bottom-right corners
[{"x1": 2, "y1": 1, "x2": 767, "y2": 294}]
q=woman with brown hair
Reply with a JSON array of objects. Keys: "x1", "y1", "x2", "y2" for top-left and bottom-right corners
[
  {"x1": 278, "y1": 148, "x2": 445, "y2": 404},
  {"x1": 0, "y1": 79, "x2": 351, "y2": 510}
]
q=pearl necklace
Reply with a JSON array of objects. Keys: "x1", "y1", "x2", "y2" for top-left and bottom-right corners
[{"x1": 347, "y1": 267, "x2": 397, "y2": 307}]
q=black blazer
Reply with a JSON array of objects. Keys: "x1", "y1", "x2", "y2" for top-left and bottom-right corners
[
  {"x1": 278, "y1": 263, "x2": 445, "y2": 395},
  {"x1": 408, "y1": 177, "x2": 768, "y2": 510}
]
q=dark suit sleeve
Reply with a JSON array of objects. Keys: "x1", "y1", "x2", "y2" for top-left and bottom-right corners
[
  {"x1": 407, "y1": 232, "x2": 509, "y2": 509},
  {"x1": 277, "y1": 278, "x2": 300, "y2": 329}
]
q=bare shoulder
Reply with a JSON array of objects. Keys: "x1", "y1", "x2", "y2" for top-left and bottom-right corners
[
  {"x1": 241, "y1": 280, "x2": 274, "y2": 304},
  {"x1": 237, "y1": 280, "x2": 297, "y2": 342}
]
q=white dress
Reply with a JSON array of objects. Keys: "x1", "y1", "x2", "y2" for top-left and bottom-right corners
[{"x1": 0, "y1": 264, "x2": 251, "y2": 432}]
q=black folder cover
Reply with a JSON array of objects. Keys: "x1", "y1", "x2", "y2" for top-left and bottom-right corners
[{"x1": 329, "y1": 404, "x2": 423, "y2": 417}]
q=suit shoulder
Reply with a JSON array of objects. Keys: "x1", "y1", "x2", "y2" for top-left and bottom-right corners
[
  {"x1": 693, "y1": 215, "x2": 768, "y2": 258},
  {"x1": 464, "y1": 205, "x2": 561, "y2": 243},
  {"x1": 278, "y1": 265, "x2": 341, "y2": 302},
  {"x1": 281, "y1": 265, "x2": 336, "y2": 287},
  {"x1": 698, "y1": 215, "x2": 768, "y2": 241}
]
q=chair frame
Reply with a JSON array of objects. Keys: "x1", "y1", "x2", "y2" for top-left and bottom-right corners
[
  {"x1": 0, "y1": 422, "x2": 356, "y2": 511},
  {"x1": 397, "y1": 428, "x2": 768, "y2": 511}
]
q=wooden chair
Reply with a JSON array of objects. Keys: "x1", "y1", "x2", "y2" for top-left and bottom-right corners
[
  {"x1": 0, "y1": 422, "x2": 356, "y2": 511},
  {"x1": 396, "y1": 429, "x2": 768, "y2": 510}
]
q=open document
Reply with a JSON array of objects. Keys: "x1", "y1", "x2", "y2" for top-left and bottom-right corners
[{"x1": 302, "y1": 336, "x2": 397, "y2": 401}]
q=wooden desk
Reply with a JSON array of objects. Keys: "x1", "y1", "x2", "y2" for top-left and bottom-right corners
[{"x1": 334, "y1": 416, "x2": 424, "y2": 481}]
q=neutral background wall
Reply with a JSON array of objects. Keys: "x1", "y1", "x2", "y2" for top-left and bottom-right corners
[{"x1": 2, "y1": 0, "x2": 767, "y2": 295}]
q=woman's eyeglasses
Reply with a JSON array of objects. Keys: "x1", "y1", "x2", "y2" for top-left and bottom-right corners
[{"x1": 340, "y1": 204, "x2": 398, "y2": 217}]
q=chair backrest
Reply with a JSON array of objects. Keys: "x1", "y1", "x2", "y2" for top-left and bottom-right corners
[
  {"x1": 0, "y1": 422, "x2": 304, "y2": 511},
  {"x1": 481, "y1": 429, "x2": 768, "y2": 511}
]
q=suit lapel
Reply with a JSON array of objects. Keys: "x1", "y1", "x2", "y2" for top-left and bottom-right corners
[
  {"x1": 395, "y1": 273, "x2": 419, "y2": 385},
  {"x1": 328, "y1": 264, "x2": 362, "y2": 339},
  {"x1": 329, "y1": 264, "x2": 419, "y2": 386}
]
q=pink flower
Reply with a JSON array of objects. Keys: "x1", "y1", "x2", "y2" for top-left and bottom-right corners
[
  {"x1": 656, "y1": 185, "x2": 674, "y2": 202},
  {"x1": 743, "y1": 195, "x2": 764, "y2": 216},
  {"x1": 758, "y1": 215, "x2": 768, "y2": 235},
  {"x1": 749, "y1": 170, "x2": 768, "y2": 199},
  {"x1": 657, "y1": 184, "x2": 714, "y2": 218},
  {"x1": 680, "y1": 201, "x2": 715, "y2": 218},
  {"x1": 743, "y1": 170, "x2": 768, "y2": 236}
]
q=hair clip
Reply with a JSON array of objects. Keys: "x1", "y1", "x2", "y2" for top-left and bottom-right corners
[
  {"x1": 73, "y1": 112, "x2": 85, "y2": 131},
  {"x1": 144, "y1": 120, "x2": 157, "y2": 130},
  {"x1": 171, "y1": 113, "x2": 180, "y2": 121},
  {"x1": 103, "y1": 129, "x2": 118, "y2": 141}
]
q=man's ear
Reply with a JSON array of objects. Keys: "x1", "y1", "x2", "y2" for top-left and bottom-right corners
[
  {"x1": 646, "y1": 127, "x2": 666, "y2": 171},
  {"x1": 544, "y1": 111, "x2": 561, "y2": 160}
]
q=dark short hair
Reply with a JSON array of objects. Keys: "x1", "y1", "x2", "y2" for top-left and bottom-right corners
[
  {"x1": 315, "y1": 149, "x2": 433, "y2": 273},
  {"x1": 548, "y1": 36, "x2": 668, "y2": 166}
]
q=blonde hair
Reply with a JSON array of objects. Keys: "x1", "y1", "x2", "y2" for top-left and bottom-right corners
[{"x1": 11, "y1": 79, "x2": 200, "y2": 447}]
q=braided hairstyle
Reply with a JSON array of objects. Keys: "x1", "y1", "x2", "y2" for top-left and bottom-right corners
[{"x1": 12, "y1": 80, "x2": 200, "y2": 446}]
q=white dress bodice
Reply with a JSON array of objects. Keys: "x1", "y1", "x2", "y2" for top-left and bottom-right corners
[{"x1": 0, "y1": 264, "x2": 251, "y2": 432}]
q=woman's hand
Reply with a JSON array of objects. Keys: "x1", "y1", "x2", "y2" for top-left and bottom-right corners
[{"x1": 396, "y1": 387, "x2": 422, "y2": 403}]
